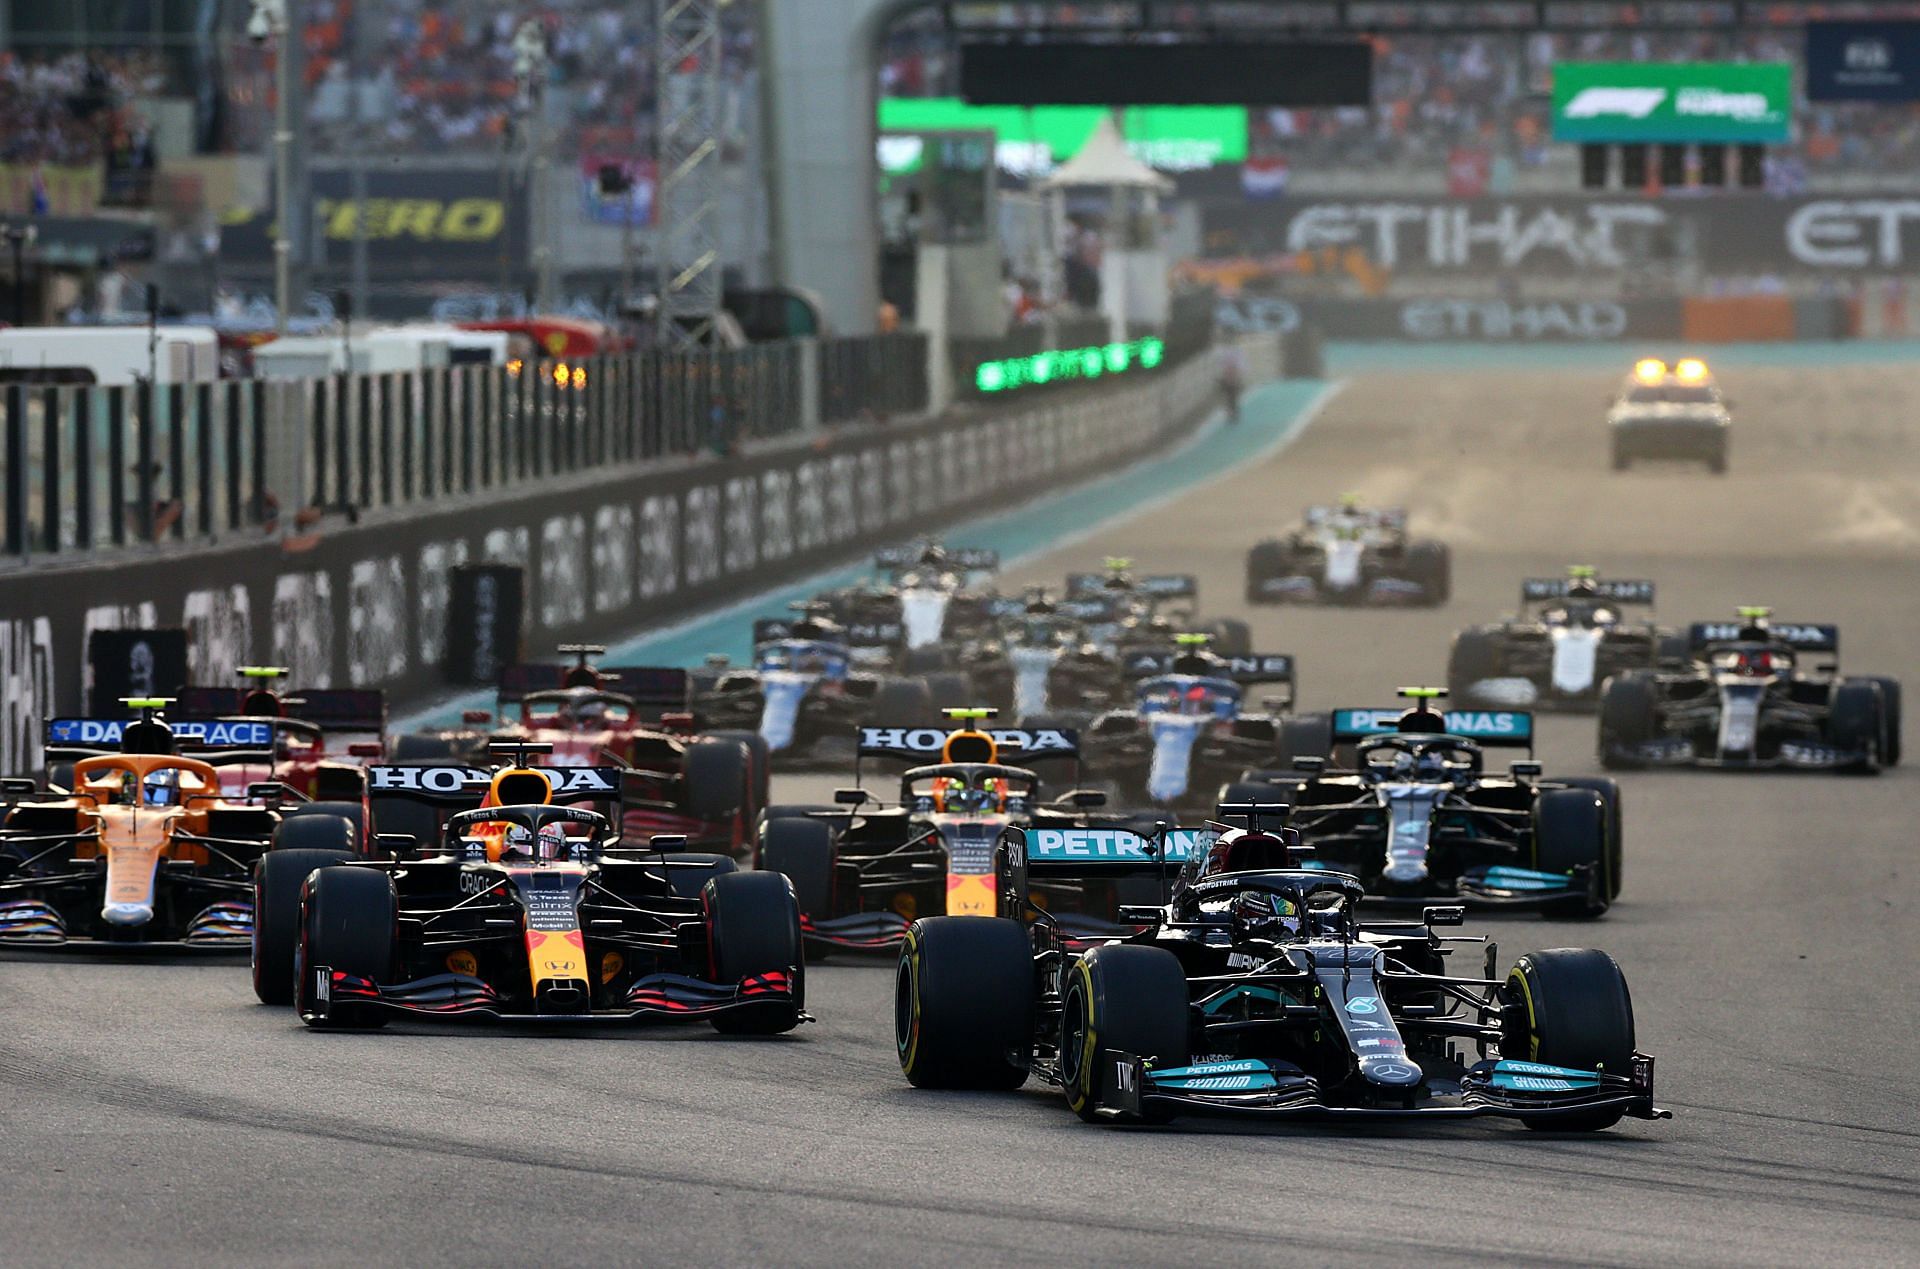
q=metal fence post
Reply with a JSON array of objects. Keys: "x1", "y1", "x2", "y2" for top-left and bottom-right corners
[
  {"x1": 107, "y1": 387, "x2": 126, "y2": 546},
  {"x1": 166, "y1": 382, "x2": 185, "y2": 540},
  {"x1": 3, "y1": 386, "x2": 24, "y2": 556},
  {"x1": 135, "y1": 382, "x2": 155, "y2": 542},
  {"x1": 195, "y1": 381, "x2": 214, "y2": 538},
  {"x1": 40, "y1": 385, "x2": 60, "y2": 554},
  {"x1": 72, "y1": 387, "x2": 91, "y2": 549}
]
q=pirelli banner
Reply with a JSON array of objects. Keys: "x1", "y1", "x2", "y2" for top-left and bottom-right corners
[
  {"x1": 0, "y1": 347, "x2": 1233, "y2": 775},
  {"x1": 221, "y1": 169, "x2": 524, "y2": 276},
  {"x1": 1202, "y1": 194, "x2": 1920, "y2": 273}
]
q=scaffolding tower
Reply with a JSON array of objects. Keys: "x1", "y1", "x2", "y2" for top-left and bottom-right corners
[{"x1": 654, "y1": 0, "x2": 724, "y2": 347}]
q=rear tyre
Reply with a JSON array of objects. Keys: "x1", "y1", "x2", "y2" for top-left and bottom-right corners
[
  {"x1": 1597, "y1": 673, "x2": 1658, "y2": 770},
  {"x1": 659, "y1": 851, "x2": 737, "y2": 899},
  {"x1": 896, "y1": 916, "x2": 1033, "y2": 1090},
  {"x1": 1209, "y1": 618, "x2": 1252, "y2": 658},
  {"x1": 1862, "y1": 676, "x2": 1903, "y2": 767},
  {"x1": 1611, "y1": 444, "x2": 1630, "y2": 472},
  {"x1": 1708, "y1": 439, "x2": 1729, "y2": 475},
  {"x1": 1059, "y1": 944, "x2": 1190, "y2": 1122},
  {"x1": 253, "y1": 846, "x2": 355, "y2": 1005},
  {"x1": 1504, "y1": 948, "x2": 1636, "y2": 1131},
  {"x1": 1245, "y1": 540, "x2": 1289, "y2": 605},
  {"x1": 294, "y1": 866, "x2": 395, "y2": 1029},
  {"x1": 706, "y1": 730, "x2": 771, "y2": 814},
  {"x1": 387, "y1": 733, "x2": 462, "y2": 760},
  {"x1": 1828, "y1": 680, "x2": 1887, "y2": 773},
  {"x1": 1447, "y1": 627, "x2": 1505, "y2": 705},
  {"x1": 871, "y1": 678, "x2": 933, "y2": 727},
  {"x1": 1405, "y1": 540, "x2": 1451, "y2": 605},
  {"x1": 706, "y1": 870, "x2": 805, "y2": 1035},
  {"x1": 759, "y1": 816, "x2": 835, "y2": 920},
  {"x1": 281, "y1": 801, "x2": 367, "y2": 853},
  {"x1": 1532, "y1": 788, "x2": 1610, "y2": 918},
  {"x1": 1553, "y1": 777, "x2": 1623, "y2": 902},
  {"x1": 683, "y1": 737, "x2": 751, "y2": 823}
]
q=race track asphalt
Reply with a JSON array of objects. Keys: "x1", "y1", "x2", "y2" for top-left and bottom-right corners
[{"x1": 5, "y1": 355, "x2": 1918, "y2": 1267}]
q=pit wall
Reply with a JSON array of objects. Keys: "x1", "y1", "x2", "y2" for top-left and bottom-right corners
[{"x1": 0, "y1": 337, "x2": 1275, "y2": 775}]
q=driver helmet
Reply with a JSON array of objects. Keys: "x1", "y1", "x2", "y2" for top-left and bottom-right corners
[
  {"x1": 936, "y1": 777, "x2": 1001, "y2": 815},
  {"x1": 142, "y1": 767, "x2": 181, "y2": 808},
  {"x1": 1230, "y1": 888, "x2": 1303, "y2": 943},
  {"x1": 503, "y1": 821, "x2": 570, "y2": 860}
]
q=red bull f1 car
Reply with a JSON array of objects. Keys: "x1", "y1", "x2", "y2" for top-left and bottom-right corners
[{"x1": 896, "y1": 816, "x2": 1666, "y2": 1131}]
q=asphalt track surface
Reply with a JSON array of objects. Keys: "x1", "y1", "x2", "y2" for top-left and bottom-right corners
[{"x1": 7, "y1": 355, "x2": 1920, "y2": 1267}]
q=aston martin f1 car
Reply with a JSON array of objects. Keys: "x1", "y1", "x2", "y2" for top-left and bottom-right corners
[
  {"x1": 757, "y1": 712, "x2": 1105, "y2": 952},
  {"x1": 1266, "y1": 691, "x2": 1620, "y2": 915},
  {"x1": 1081, "y1": 635, "x2": 1318, "y2": 811},
  {"x1": 896, "y1": 817, "x2": 1666, "y2": 1130},
  {"x1": 1609, "y1": 357, "x2": 1730, "y2": 473},
  {"x1": 254, "y1": 756, "x2": 804, "y2": 1032},
  {"x1": 1599, "y1": 608, "x2": 1902, "y2": 772},
  {"x1": 1449, "y1": 568, "x2": 1681, "y2": 711},
  {"x1": 1246, "y1": 497, "x2": 1450, "y2": 607},
  {"x1": 0, "y1": 702, "x2": 353, "y2": 950}
]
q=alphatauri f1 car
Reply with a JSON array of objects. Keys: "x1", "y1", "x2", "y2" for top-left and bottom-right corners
[
  {"x1": 896, "y1": 815, "x2": 1666, "y2": 1130},
  {"x1": 1449, "y1": 568, "x2": 1680, "y2": 711},
  {"x1": 254, "y1": 753, "x2": 804, "y2": 1031},
  {"x1": 757, "y1": 712, "x2": 1105, "y2": 952},
  {"x1": 1599, "y1": 609, "x2": 1902, "y2": 772},
  {"x1": 1246, "y1": 496, "x2": 1450, "y2": 607}
]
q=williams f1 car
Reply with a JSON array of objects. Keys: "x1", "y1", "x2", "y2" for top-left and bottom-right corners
[
  {"x1": 1246, "y1": 497, "x2": 1450, "y2": 607},
  {"x1": 756, "y1": 712, "x2": 1106, "y2": 952},
  {"x1": 1449, "y1": 568, "x2": 1681, "y2": 711},
  {"x1": 1265, "y1": 691, "x2": 1620, "y2": 915},
  {"x1": 254, "y1": 755, "x2": 804, "y2": 1031},
  {"x1": 896, "y1": 816, "x2": 1665, "y2": 1130},
  {"x1": 1599, "y1": 609, "x2": 1901, "y2": 772}
]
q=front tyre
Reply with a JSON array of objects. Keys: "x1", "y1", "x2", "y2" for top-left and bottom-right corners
[
  {"x1": 1058, "y1": 944, "x2": 1190, "y2": 1123},
  {"x1": 706, "y1": 870, "x2": 805, "y2": 1035},
  {"x1": 896, "y1": 917, "x2": 1033, "y2": 1090},
  {"x1": 253, "y1": 846, "x2": 355, "y2": 1005},
  {"x1": 294, "y1": 866, "x2": 396, "y2": 1029},
  {"x1": 1504, "y1": 948, "x2": 1636, "y2": 1132},
  {"x1": 1532, "y1": 788, "x2": 1610, "y2": 918}
]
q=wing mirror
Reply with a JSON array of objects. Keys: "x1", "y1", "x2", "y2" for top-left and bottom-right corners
[
  {"x1": 1292, "y1": 756, "x2": 1326, "y2": 774},
  {"x1": 1067, "y1": 788, "x2": 1107, "y2": 808},
  {"x1": 833, "y1": 788, "x2": 867, "y2": 806},
  {"x1": 1509, "y1": 760, "x2": 1544, "y2": 780},
  {"x1": 0, "y1": 776, "x2": 38, "y2": 797},
  {"x1": 1423, "y1": 904, "x2": 1467, "y2": 927},
  {"x1": 647, "y1": 833, "x2": 689, "y2": 851},
  {"x1": 347, "y1": 741, "x2": 384, "y2": 759}
]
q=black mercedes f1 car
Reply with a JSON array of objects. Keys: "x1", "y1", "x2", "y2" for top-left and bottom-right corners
[{"x1": 895, "y1": 816, "x2": 1666, "y2": 1131}]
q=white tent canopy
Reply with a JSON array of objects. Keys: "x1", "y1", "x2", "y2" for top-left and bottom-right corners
[{"x1": 1037, "y1": 114, "x2": 1175, "y2": 193}]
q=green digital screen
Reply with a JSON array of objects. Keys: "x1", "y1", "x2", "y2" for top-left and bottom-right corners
[
  {"x1": 1551, "y1": 63, "x2": 1792, "y2": 144},
  {"x1": 878, "y1": 98, "x2": 1246, "y2": 172},
  {"x1": 974, "y1": 337, "x2": 1165, "y2": 395}
]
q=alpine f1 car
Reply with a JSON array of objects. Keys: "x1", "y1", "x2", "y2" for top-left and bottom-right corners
[
  {"x1": 896, "y1": 816, "x2": 1666, "y2": 1130},
  {"x1": 1609, "y1": 357, "x2": 1730, "y2": 473},
  {"x1": 1081, "y1": 635, "x2": 1322, "y2": 811},
  {"x1": 255, "y1": 755, "x2": 804, "y2": 1032},
  {"x1": 0, "y1": 702, "x2": 354, "y2": 950},
  {"x1": 1599, "y1": 608, "x2": 1902, "y2": 772},
  {"x1": 1261, "y1": 691, "x2": 1620, "y2": 915},
  {"x1": 1449, "y1": 568, "x2": 1682, "y2": 711},
  {"x1": 1246, "y1": 496, "x2": 1450, "y2": 607},
  {"x1": 757, "y1": 711, "x2": 1106, "y2": 953},
  {"x1": 693, "y1": 610, "x2": 926, "y2": 764}
]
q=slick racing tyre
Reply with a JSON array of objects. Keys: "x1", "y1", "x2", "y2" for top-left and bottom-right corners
[
  {"x1": 294, "y1": 865, "x2": 395, "y2": 1029},
  {"x1": 759, "y1": 816, "x2": 835, "y2": 922},
  {"x1": 684, "y1": 737, "x2": 752, "y2": 824},
  {"x1": 387, "y1": 733, "x2": 464, "y2": 761},
  {"x1": 1059, "y1": 944, "x2": 1190, "y2": 1123},
  {"x1": 1828, "y1": 680, "x2": 1887, "y2": 774},
  {"x1": 1553, "y1": 777, "x2": 1623, "y2": 902},
  {"x1": 1245, "y1": 540, "x2": 1289, "y2": 605},
  {"x1": 1532, "y1": 788, "x2": 1610, "y2": 918},
  {"x1": 706, "y1": 730, "x2": 772, "y2": 815},
  {"x1": 1861, "y1": 676, "x2": 1903, "y2": 767},
  {"x1": 706, "y1": 870, "x2": 805, "y2": 1035},
  {"x1": 281, "y1": 801, "x2": 368, "y2": 854},
  {"x1": 1504, "y1": 948, "x2": 1636, "y2": 1132},
  {"x1": 1447, "y1": 627, "x2": 1504, "y2": 705},
  {"x1": 659, "y1": 852, "x2": 737, "y2": 899},
  {"x1": 896, "y1": 917, "x2": 1032, "y2": 1091},
  {"x1": 1597, "y1": 673, "x2": 1658, "y2": 770},
  {"x1": 1209, "y1": 618, "x2": 1252, "y2": 658},
  {"x1": 252, "y1": 846, "x2": 355, "y2": 1005},
  {"x1": 1611, "y1": 443, "x2": 1630, "y2": 472},
  {"x1": 1405, "y1": 540, "x2": 1451, "y2": 605}
]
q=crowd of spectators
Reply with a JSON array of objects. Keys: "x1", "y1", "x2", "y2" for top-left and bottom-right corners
[
  {"x1": 300, "y1": 0, "x2": 758, "y2": 157},
  {"x1": 879, "y1": 19, "x2": 1920, "y2": 183},
  {"x1": 0, "y1": 51, "x2": 159, "y2": 168}
]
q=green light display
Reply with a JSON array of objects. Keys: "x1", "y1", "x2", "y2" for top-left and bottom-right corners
[{"x1": 974, "y1": 337, "x2": 1165, "y2": 395}]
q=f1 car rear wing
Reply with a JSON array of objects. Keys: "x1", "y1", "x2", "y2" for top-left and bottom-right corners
[
  {"x1": 984, "y1": 595, "x2": 1117, "y2": 622},
  {"x1": 1520, "y1": 579, "x2": 1655, "y2": 605},
  {"x1": 176, "y1": 686, "x2": 388, "y2": 732},
  {"x1": 1063, "y1": 573, "x2": 1197, "y2": 601},
  {"x1": 856, "y1": 726, "x2": 1080, "y2": 763},
  {"x1": 875, "y1": 545, "x2": 999, "y2": 577},
  {"x1": 1305, "y1": 506, "x2": 1406, "y2": 529},
  {"x1": 1688, "y1": 621, "x2": 1839, "y2": 653},
  {"x1": 496, "y1": 665, "x2": 691, "y2": 709},
  {"x1": 750, "y1": 618, "x2": 903, "y2": 649},
  {"x1": 366, "y1": 764, "x2": 625, "y2": 802},
  {"x1": 1121, "y1": 652, "x2": 1295, "y2": 683},
  {"x1": 44, "y1": 716, "x2": 277, "y2": 762},
  {"x1": 1331, "y1": 708, "x2": 1535, "y2": 749}
]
